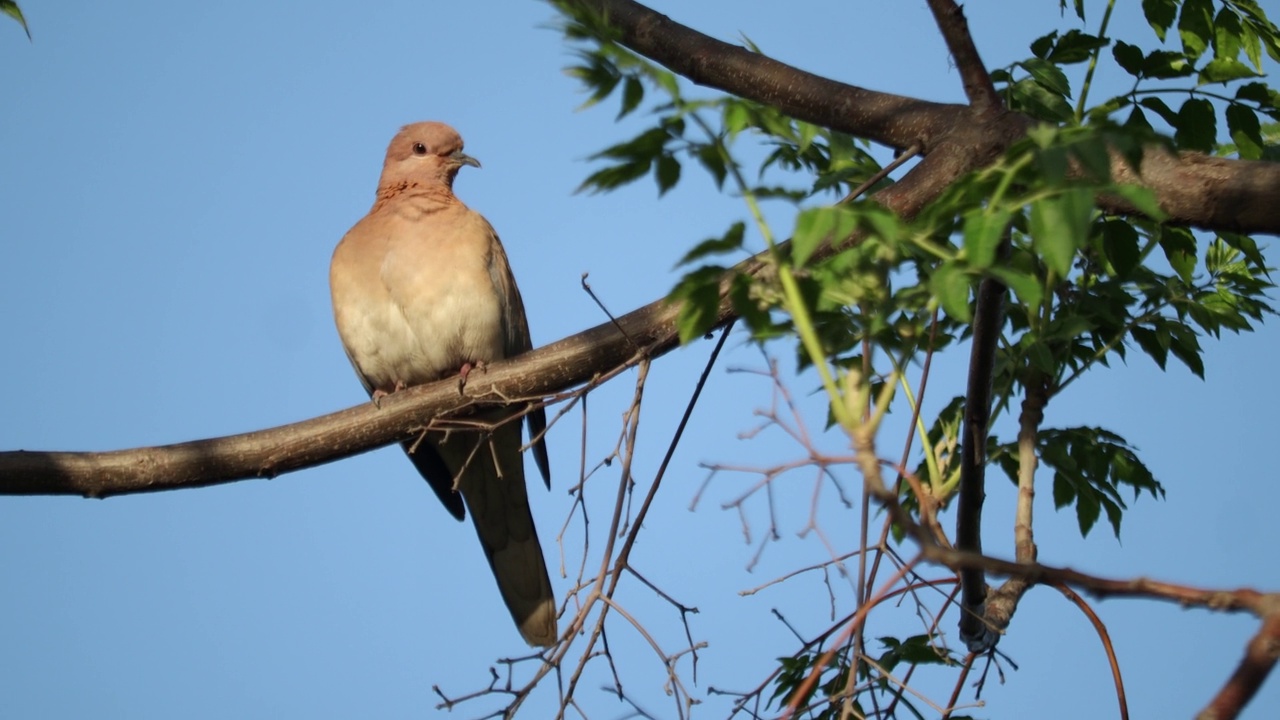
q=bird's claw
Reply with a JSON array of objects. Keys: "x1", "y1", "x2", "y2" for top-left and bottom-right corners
[
  {"x1": 372, "y1": 381, "x2": 407, "y2": 408},
  {"x1": 456, "y1": 360, "x2": 488, "y2": 395}
]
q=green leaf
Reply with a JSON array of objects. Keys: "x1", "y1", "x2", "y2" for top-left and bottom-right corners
[
  {"x1": 566, "y1": 52, "x2": 623, "y2": 111},
  {"x1": 1099, "y1": 219, "x2": 1141, "y2": 277},
  {"x1": 1239, "y1": 7, "x2": 1280, "y2": 63},
  {"x1": 1143, "y1": 0, "x2": 1178, "y2": 41},
  {"x1": 1035, "y1": 143, "x2": 1069, "y2": 184},
  {"x1": 618, "y1": 76, "x2": 644, "y2": 119},
  {"x1": 1131, "y1": 325, "x2": 1169, "y2": 369},
  {"x1": 1010, "y1": 78, "x2": 1074, "y2": 122},
  {"x1": 1068, "y1": 137, "x2": 1112, "y2": 182},
  {"x1": 669, "y1": 266, "x2": 727, "y2": 344},
  {"x1": 729, "y1": 272, "x2": 782, "y2": 339},
  {"x1": 655, "y1": 153, "x2": 681, "y2": 196},
  {"x1": 1029, "y1": 188, "x2": 1095, "y2": 277},
  {"x1": 696, "y1": 144, "x2": 728, "y2": 189},
  {"x1": 1111, "y1": 185, "x2": 1167, "y2": 220},
  {"x1": 792, "y1": 206, "x2": 859, "y2": 267},
  {"x1": 1058, "y1": 0, "x2": 1086, "y2": 21},
  {"x1": 1020, "y1": 58, "x2": 1072, "y2": 97},
  {"x1": 1177, "y1": 0, "x2": 1214, "y2": 59},
  {"x1": 1213, "y1": 7, "x2": 1245, "y2": 62},
  {"x1": 723, "y1": 100, "x2": 751, "y2": 138},
  {"x1": 1087, "y1": 94, "x2": 1131, "y2": 121},
  {"x1": 1198, "y1": 57, "x2": 1263, "y2": 84},
  {"x1": 651, "y1": 67, "x2": 680, "y2": 99},
  {"x1": 861, "y1": 205, "x2": 904, "y2": 244},
  {"x1": 1101, "y1": 495, "x2": 1124, "y2": 537},
  {"x1": 1141, "y1": 97, "x2": 1177, "y2": 129},
  {"x1": 1175, "y1": 98, "x2": 1217, "y2": 152},
  {"x1": 931, "y1": 263, "x2": 973, "y2": 322},
  {"x1": 1236, "y1": 81, "x2": 1280, "y2": 109},
  {"x1": 796, "y1": 120, "x2": 818, "y2": 154},
  {"x1": 1074, "y1": 478, "x2": 1102, "y2": 536},
  {"x1": 1030, "y1": 31, "x2": 1058, "y2": 59},
  {"x1": 878, "y1": 634, "x2": 955, "y2": 669},
  {"x1": 1142, "y1": 49, "x2": 1196, "y2": 78},
  {"x1": 1241, "y1": 19, "x2": 1264, "y2": 69},
  {"x1": 1044, "y1": 314, "x2": 1095, "y2": 342},
  {"x1": 1139, "y1": 96, "x2": 1180, "y2": 127},
  {"x1": 1052, "y1": 472, "x2": 1076, "y2": 509},
  {"x1": 1226, "y1": 104, "x2": 1264, "y2": 159},
  {"x1": 1047, "y1": 29, "x2": 1110, "y2": 64},
  {"x1": 1168, "y1": 324, "x2": 1206, "y2": 377},
  {"x1": 1027, "y1": 339, "x2": 1057, "y2": 375},
  {"x1": 677, "y1": 222, "x2": 746, "y2": 267},
  {"x1": 1125, "y1": 106, "x2": 1154, "y2": 134},
  {"x1": 1, "y1": 0, "x2": 31, "y2": 40},
  {"x1": 961, "y1": 207, "x2": 1011, "y2": 269},
  {"x1": 1113, "y1": 41, "x2": 1146, "y2": 76},
  {"x1": 1047, "y1": 30, "x2": 1109, "y2": 64},
  {"x1": 1160, "y1": 225, "x2": 1197, "y2": 283},
  {"x1": 989, "y1": 267, "x2": 1044, "y2": 310},
  {"x1": 1219, "y1": 231, "x2": 1268, "y2": 269},
  {"x1": 576, "y1": 158, "x2": 651, "y2": 194},
  {"x1": 1038, "y1": 427, "x2": 1165, "y2": 540},
  {"x1": 591, "y1": 126, "x2": 670, "y2": 161}
]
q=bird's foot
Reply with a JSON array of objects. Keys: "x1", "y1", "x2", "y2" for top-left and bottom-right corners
[
  {"x1": 456, "y1": 360, "x2": 488, "y2": 395},
  {"x1": 372, "y1": 381, "x2": 407, "y2": 408}
]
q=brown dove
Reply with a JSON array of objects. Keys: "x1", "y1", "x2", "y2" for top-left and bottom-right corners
[{"x1": 329, "y1": 122, "x2": 556, "y2": 647}]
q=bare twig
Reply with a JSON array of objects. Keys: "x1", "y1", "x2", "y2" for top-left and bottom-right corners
[
  {"x1": 837, "y1": 143, "x2": 922, "y2": 205},
  {"x1": 581, "y1": 272, "x2": 635, "y2": 348},
  {"x1": 1054, "y1": 583, "x2": 1129, "y2": 720}
]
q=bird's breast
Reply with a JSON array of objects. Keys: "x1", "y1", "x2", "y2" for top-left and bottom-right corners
[{"x1": 331, "y1": 225, "x2": 506, "y2": 393}]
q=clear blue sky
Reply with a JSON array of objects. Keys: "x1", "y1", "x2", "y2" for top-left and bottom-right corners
[{"x1": 2, "y1": 1, "x2": 1278, "y2": 717}]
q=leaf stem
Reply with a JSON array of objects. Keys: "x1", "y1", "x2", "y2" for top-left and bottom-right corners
[
  {"x1": 692, "y1": 111, "x2": 855, "y2": 430},
  {"x1": 1075, "y1": 0, "x2": 1118, "y2": 123}
]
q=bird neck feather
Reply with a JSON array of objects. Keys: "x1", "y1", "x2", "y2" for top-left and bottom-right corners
[{"x1": 372, "y1": 181, "x2": 458, "y2": 213}]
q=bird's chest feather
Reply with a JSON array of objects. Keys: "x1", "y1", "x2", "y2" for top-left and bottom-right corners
[{"x1": 333, "y1": 216, "x2": 506, "y2": 391}]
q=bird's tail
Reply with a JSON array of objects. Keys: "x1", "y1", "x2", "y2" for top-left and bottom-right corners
[{"x1": 438, "y1": 419, "x2": 558, "y2": 647}]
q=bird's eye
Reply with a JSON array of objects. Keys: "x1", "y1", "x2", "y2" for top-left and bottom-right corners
[{"x1": 412, "y1": 142, "x2": 428, "y2": 156}]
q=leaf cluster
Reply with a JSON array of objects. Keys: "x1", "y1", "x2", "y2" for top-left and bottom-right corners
[{"x1": 553, "y1": 0, "x2": 1278, "y2": 714}]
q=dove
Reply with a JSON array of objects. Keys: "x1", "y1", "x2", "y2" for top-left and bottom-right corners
[{"x1": 329, "y1": 122, "x2": 556, "y2": 647}]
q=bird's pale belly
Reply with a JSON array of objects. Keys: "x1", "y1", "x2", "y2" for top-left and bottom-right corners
[{"x1": 340, "y1": 291, "x2": 505, "y2": 393}]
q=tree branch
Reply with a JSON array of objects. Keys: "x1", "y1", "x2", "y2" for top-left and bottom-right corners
[
  {"x1": 559, "y1": 0, "x2": 955, "y2": 152},
  {"x1": 921, "y1": 543, "x2": 1280, "y2": 617},
  {"x1": 1197, "y1": 611, "x2": 1280, "y2": 720},
  {"x1": 975, "y1": 369, "x2": 1050, "y2": 651},
  {"x1": 956, "y1": 274, "x2": 1007, "y2": 651},
  {"x1": 0, "y1": 289, "x2": 731, "y2": 497},
  {"x1": 924, "y1": 0, "x2": 1001, "y2": 111},
  {"x1": 560, "y1": 0, "x2": 1280, "y2": 236}
]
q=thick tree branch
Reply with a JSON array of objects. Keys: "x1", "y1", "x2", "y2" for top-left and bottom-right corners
[
  {"x1": 924, "y1": 0, "x2": 1001, "y2": 111},
  {"x1": 1109, "y1": 148, "x2": 1280, "y2": 235},
  {"x1": 561, "y1": 0, "x2": 1280, "y2": 235},
  {"x1": 0, "y1": 291, "x2": 733, "y2": 498},
  {"x1": 955, "y1": 274, "x2": 1007, "y2": 651},
  {"x1": 560, "y1": 0, "x2": 955, "y2": 152}
]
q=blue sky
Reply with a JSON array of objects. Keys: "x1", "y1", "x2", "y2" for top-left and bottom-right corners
[{"x1": 2, "y1": 1, "x2": 1278, "y2": 718}]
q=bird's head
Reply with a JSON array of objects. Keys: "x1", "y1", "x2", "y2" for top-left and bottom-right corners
[{"x1": 378, "y1": 121, "x2": 480, "y2": 190}]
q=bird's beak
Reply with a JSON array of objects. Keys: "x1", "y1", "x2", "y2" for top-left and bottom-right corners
[{"x1": 452, "y1": 150, "x2": 481, "y2": 169}]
